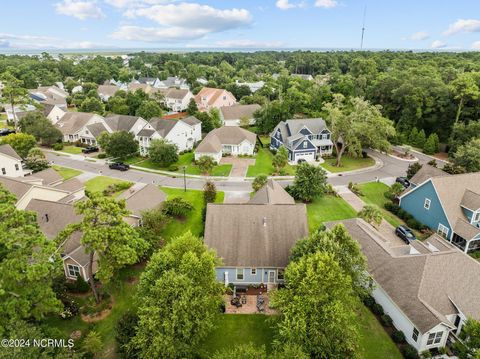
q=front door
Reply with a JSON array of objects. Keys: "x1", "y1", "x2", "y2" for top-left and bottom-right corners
[{"x1": 268, "y1": 271, "x2": 275, "y2": 283}]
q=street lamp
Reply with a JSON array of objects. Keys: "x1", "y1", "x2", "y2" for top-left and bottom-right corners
[{"x1": 183, "y1": 166, "x2": 186, "y2": 192}]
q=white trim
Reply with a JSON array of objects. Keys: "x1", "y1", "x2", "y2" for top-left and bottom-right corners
[
  {"x1": 424, "y1": 198, "x2": 431, "y2": 210},
  {"x1": 250, "y1": 268, "x2": 257, "y2": 275},
  {"x1": 437, "y1": 223, "x2": 449, "y2": 238},
  {"x1": 67, "y1": 263, "x2": 81, "y2": 278},
  {"x1": 236, "y1": 268, "x2": 244, "y2": 281},
  {"x1": 268, "y1": 270, "x2": 276, "y2": 283},
  {"x1": 472, "y1": 211, "x2": 480, "y2": 224}
]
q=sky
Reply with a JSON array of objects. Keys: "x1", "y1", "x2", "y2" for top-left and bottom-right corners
[{"x1": 1, "y1": 0, "x2": 480, "y2": 51}]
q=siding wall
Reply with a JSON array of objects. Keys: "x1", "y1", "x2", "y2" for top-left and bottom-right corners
[{"x1": 216, "y1": 267, "x2": 282, "y2": 285}]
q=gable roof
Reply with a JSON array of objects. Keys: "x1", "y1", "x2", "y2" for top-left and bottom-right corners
[
  {"x1": 97, "y1": 84, "x2": 119, "y2": 97},
  {"x1": 33, "y1": 168, "x2": 63, "y2": 186},
  {"x1": 0, "y1": 176, "x2": 32, "y2": 199},
  {"x1": 55, "y1": 112, "x2": 99, "y2": 135},
  {"x1": 53, "y1": 178, "x2": 84, "y2": 192},
  {"x1": 117, "y1": 184, "x2": 167, "y2": 216},
  {"x1": 86, "y1": 122, "x2": 109, "y2": 138},
  {"x1": 249, "y1": 179, "x2": 295, "y2": 205},
  {"x1": 165, "y1": 88, "x2": 190, "y2": 100},
  {"x1": 410, "y1": 165, "x2": 448, "y2": 185},
  {"x1": 148, "y1": 118, "x2": 178, "y2": 137},
  {"x1": 461, "y1": 189, "x2": 480, "y2": 211},
  {"x1": 181, "y1": 116, "x2": 201, "y2": 126},
  {"x1": 204, "y1": 203, "x2": 308, "y2": 268},
  {"x1": 285, "y1": 118, "x2": 328, "y2": 136},
  {"x1": 104, "y1": 114, "x2": 142, "y2": 132},
  {"x1": 196, "y1": 127, "x2": 256, "y2": 153},
  {"x1": 0, "y1": 144, "x2": 22, "y2": 161},
  {"x1": 220, "y1": 104, "x2": 261, "y2": 120},
  {"x1": 327, "y1": 218, "x2": 480, "y2": 332},
  {"x1": 194, "y1": 87, "x2": 236, "y2": 107}
]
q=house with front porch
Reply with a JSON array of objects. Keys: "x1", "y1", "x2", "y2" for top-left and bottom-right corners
[
  {"x1": 327, "y1": 218, "x2": 480, "y2": 353},
  {"x1": 55, "y1": 112, "x2": 107, "y2": 144},
  {"x1": 194, "y1": 126, "x2": 256, "y2": 163},
  {"x1": 270, "y1": 118, "x2": 333, "y2": 163},
  {"x1": 399, "y1": 169, "x2": 480, "y2": 253},
  {"x1": 204, "y1": 180, "x2": 308, "y2": 290}
]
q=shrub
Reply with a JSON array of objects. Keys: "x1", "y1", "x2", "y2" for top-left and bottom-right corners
[
  {"x1": 362, "y1": 150, "x2": 368, "y2": 158},
  {"x1": 371, "y1": 303, "x2": 384, "y2": 316},
  {"x1": 66, "y1": 276, "x2": 90, "y2": 293},
  {"x1": 402, "y1": 344, "x2": 419, "y2": 359},
  {"x1": 325, "y1": 183, "x2": 338, "y2": 197},
  {"x1": 116, "y1": 311, "x2": 139, "y2": 358},
  {"x1": 391, "y1": 330, "x2": 406, "y2": 344},
  {"x1": 103, "y1": 182, "x2": 132, "y2": 196},
  {"x1": 397, "y1": 209, "x2": 407, "y2": 219},
  {"x1": 348, "y1": 182, "x2": 363, "y2": 196},
  {"x1": 363, "y1": 295, "x2": 376, "y2": 309},
  {"x1": 406, "y1": 218, "x2": 422, "y2": 230},
  {"x1": 252, "y1": 175, "x2": 268, "y2": 192},
  {"x1": 148, "y1": 139, "x2": 178, "y2": 166},
  {"x1": 381, "y1": 314, "x2": 393, "y2": 327},
  {"x1": 162, "y1": 197, "x2": 194, "y2": 218},
  {"x1": 384, "y1": 201, "x2": 400, "y2": 214},
  {"x1": 168, "y1": 164, "x2": 179, "y2": 172},
  {"x1": 53, "y1": 143, "x2": 64, "y2": 151},
  {"x1": 420, "y1": 350, "x2": 432, "y2": 359},
  {"x1": 97, "y1": 153, "x2": 106, "y2": 159}
]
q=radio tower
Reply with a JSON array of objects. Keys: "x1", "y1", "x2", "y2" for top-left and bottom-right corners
[{"x1": 360, "y1": 5, "x2": 367, "y2": 50}]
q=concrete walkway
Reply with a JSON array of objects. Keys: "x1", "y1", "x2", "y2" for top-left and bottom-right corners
[{"x1": 220, "y1": 157, "x2": 255, "y2": 178}]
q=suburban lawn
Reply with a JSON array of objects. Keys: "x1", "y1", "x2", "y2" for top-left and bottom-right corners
[
  {"x1": 357, "y1": 182, "x2": 403, "y2": 228},
  {"x1": 52, "y1": 165, "x2": 82, "y2": 180},
  {"x1": 160, "y1": 187, "x2": 225, "y2": 239},
  {"x1": 246, "y1": 148, "x2": 295, "y2": 177},
  {"x1": 60, "y1": 145, "x2": 83, "y2": 155},
  {"x1": 126, "y1": 152, "x2": 232, "y2": 177},
  {"x1": 85, "y1": 176, "x2": 133, "y2": 196},
  {"x1": 43, "y1": 265, "x2": 144, "y2": 359},
  {"x1": 306, "y1": 194, "x2": 358, "y2": 232},
  {"x1": 320, "y1": 155, "x2": 375, "y2": 173},
  {"x1": 200, "y1": 314, "x2": 278, "y2": 357}
]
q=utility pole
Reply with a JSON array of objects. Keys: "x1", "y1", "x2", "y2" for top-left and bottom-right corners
[
  {"x1": 183, "y1": 166, "x2": 186, "y2": 192},
  {"x1": 360, "y1": 5, "x2": 367, "y2": 50}
]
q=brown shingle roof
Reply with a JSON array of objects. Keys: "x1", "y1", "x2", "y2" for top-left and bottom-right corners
[
  {"x1": 34, "y1": 168, "x2": 63, "y2": 186},
  {"x1": 97, "y1": 85, "x2": 119, "y2": 97},
  {"x1": 195, "y1": 127, "x2": 256, "y2": 154},
  {"x1": 53, "y1": 178, "x2": 84, "y2": 192},
  {"x1": 165, "y1": 88, "x2": 190, "y2": 100},
  {"x1": 0, "y1": 144, "x2": 22, "y2": 160},
  {"x1": 461, "y1": 189, "x2": 480, "y2": 211},
  {"x1": 410, "y1": 165, "x2": 448, "y2": 185},
  {"x1": 117, "y1": 184, "x2": 166, "y2": 217},
  {"x1": 0, "y1": 176, "x2": 32, "y2": 199},
  {"x1": 220, "y1": 104, "x2": 261, "y2": 120},
  {"x1": 55, "y1": 112, "x2": 98, "y2": 135},
  {"x1": 204, "y1": 203, "x2": 308, "y2": 268},
  {"x1": 249, "y1": 179, "x2": 294, "y2": 205}
]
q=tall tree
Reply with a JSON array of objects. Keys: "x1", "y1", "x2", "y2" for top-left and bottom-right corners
[
  {"x1": 131, "y1": 232, "x2": 223, "y2": 358},
  {"x1": 79, "y1": 97, "x2": 105, "y2": 115},
  {"x1": 148, "y1": 139, "x2": 178, "y2": 166},
  {"x1": 0, "y1": 72, "x2": 28, "y2": 130},
  {"x1": 19, "y1": 112, "x2": 62, "y2": 146},
  {"x1": 58, "y1": 194, "x2": 148, "y2": 302},
  {"x1": 451, "y1": 72, "x2": 480, "y2": 123},
  {"x1": 453, "y1": 319, "x2": 480, "y2": 359},
  {"x1": 136, "y1": 101, "x2": 163, "y2": 120},
  {"x1": 104, "y1": 131, "x2": 139, "y2": 160},
  {"x1": 1, "y1": 133, "x2": 37, "y2": 158},
  {"x1": 0, "y1": 186, "x2": 62, "y2": 329},
  {"x1": 453, "y1": 137, "x2": 480, "y2": 173},
  {"x1": 290, "y1": 163, "x2": 327, "y2": 202},
  {"x1": 272, "y1": 146, "x2": 289, "y2": 174}
]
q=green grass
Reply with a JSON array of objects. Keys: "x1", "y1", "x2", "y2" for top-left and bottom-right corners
[
  {"x1": 200, "y1": 314, "x2": 278, "y2": 357},
  {"x1": 320, "y1": 155, "x2": 375, "y2": 173},
  {"x1": 246, "y1": 148, "x2": 295, "y2": 177},
  {"x1": 85, "y1": 176, "x2": 133, "y2": 196},
  {"x1": 127, "y1": 152, "x2": 232, "y2": 177},
  {"x1": 52, "y1": 165, "x2": 82, "y2": 180},
  {"x1": 60, "y1": 145, "x2": 84, "y2": 155},
  {"x1": 43, "y1": 265, "x2": 143, "y2": 358},
  {"x1": 357, "y1": 304, "x2": 403, "y2": 359},
  {"x1": 306, "y1": 194, "x2": 357, "y2": 232},
  {"x1": 160, "y1": 187, "x2": 224, "y2": 239},
  {"x1": 357, "y1": 182, "x2": 403, "y2": 228}
]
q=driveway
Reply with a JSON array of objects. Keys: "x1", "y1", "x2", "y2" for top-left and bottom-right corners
[{"x1": 220, "y1": 157, "x2": 255, "y2": 178}]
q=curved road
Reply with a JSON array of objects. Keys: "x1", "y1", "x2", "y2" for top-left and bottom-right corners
[{"x1": 45, "y1": 149, "x2": 446, "y2": 192}]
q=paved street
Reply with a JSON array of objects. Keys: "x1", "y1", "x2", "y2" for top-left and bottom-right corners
[{"x1": 45, "y1": 148, "x2": 441, "y2": 193}]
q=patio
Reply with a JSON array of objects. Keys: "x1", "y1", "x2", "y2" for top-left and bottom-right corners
[{"x1": 224, "y1": 292, "x2": 276, "y2": 315}]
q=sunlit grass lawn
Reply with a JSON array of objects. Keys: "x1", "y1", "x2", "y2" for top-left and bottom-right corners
[
  {"x1": 246, "y1": 148, "x2": 295, "y2": 177},
  {"x1": 160, "y1": 187, "x2": 224, "y2": 239},
  {"x1": 320, "y1": 155, "x2": 375, "y2": 173},
  {"x1": 357, "y1": 182, "x2": 403, "y2": 228},
  {"x1": 60, "y1": 145, "x2": 83, "y2": 155},
  {"x1": 52, "y1": 165, "x2": 82, "y2": 180},
  {"x1": 306, "y1": 194, "x2": 357, "y2": 232},
  {"x1": 85, "y1": 176, "x2": 132, "y2": 196}
]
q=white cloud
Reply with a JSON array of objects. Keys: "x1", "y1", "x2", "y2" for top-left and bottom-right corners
[
  {"x1": 55, "y1": 0, "x2": 104, "y2": 20},
  {"x1": 112, "y1": 3, "x2": 252, "y2": 42},
  {"x1": 104, "y1": 0, "x2": 171, "y2": 8},
  {"x1": 444, "y1": 19, "x2": 480, "y2": 36},
  {"x1": 409, "y1": 31, "x2": 429, "y2": 41},
  {"x1": 431, "y1": 40, "x2": 447, "y2": 49},
  {"x1": 276, "y1": 0, "x2": 296, "y2": 10},
  {"x1": 471, "y1": 41, "x2": 480, "y2": 50},
  {"x1": 212, "y1": 39, "x2": 284, "y2": 48},
  {"x1": 314, "y1": 0, "x2": 338, "y2": 8},
  {"x1": 0, "y1": 32, "x2": 107, "y2": 49}
]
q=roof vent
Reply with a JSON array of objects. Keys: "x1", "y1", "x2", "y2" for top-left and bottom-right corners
[
  {"x1": 263, "y1": 217, "x2": 267, "y2": 227},
  {"x1": 45, "y1": 213, "x2": 49, "y2": 222}
]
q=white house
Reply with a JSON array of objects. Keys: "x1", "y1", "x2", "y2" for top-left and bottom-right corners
[
  {"x1": 220, "y1": 104, "x2": 261, "y2": 126},
  {"x1": 0, "y1": 144, "x2": 29, "y2": 177},
  {"x1": 157, "y1": 76, "x2": 189, "y2": 90},
  {"x1": 235, "y1": 80, "x2": 265, "y2": 93},
  {"x1": 163, "y1": 88, "x2": 193, "y2": 112},
  {"x1": 136, "y1": 77, "x2": 162, "y2": 88},
  {"x1": 327, "y1": 218, "x2": 480, "y2": 353},
  {"x1": 97, "y1": 84, "x2": 119, "y2": 101},
  {"x1": 55, "y1": 112, "x2": 107, "y2": 144},
  {"x1": 44, "y1": 104, "x2": 66, "y2": 124},
  {"x1": 195, "y1": 126, "x2": 256, "y2": 163},
  {"x1": 136, "y1": 116, "x2": 202, "y2": 156}
]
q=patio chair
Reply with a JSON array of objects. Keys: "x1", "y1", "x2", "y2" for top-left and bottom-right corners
[{"x1": 241, "y1": 295, "x2": 247, "y2": 304}]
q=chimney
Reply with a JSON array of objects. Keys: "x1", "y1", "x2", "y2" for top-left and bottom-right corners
[
  {"x1": 263, "y1": 217, "x2": 267, "y2": 227},
  {"x1": 45, "y1": 213, "x2": 49, "y2": 222}
]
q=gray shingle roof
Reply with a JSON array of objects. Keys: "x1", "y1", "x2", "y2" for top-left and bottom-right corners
[
  {"x1": 149, "y1": 118, "x2": 178, "y2": 137},
  {"x1": 97, "y1": 85, "x2": 119, "y2": 97},
  {"x1": 249, "y1": 179, "x2": 294, "y2": 205},
  {"x1": 204, "y1": 202, "x2": 308, "y2": 268},
  {"x1": 53, "y1": 178, "x2": 84, "y2": 192},
  {"x1": 104, "y1": 115, "x2": 142, "y2": 132},
  {"x1": 220, "y1": 104, "x2": 261, "y2": 120},
  {"x1": 55, "y1": 112, "x2": 98, "y2": 135},
  {"x1": 86, "y1": 122, "x2": 109, "y2": 138},
  {"x1": 165, "y1": 88, "x2": 190, "y2": 100},
  {"x1": 0, "y1": 176, "x2": 32, "y2": 199},
  {"x1": 117, "y1": 184, "x2": 167, "y2": 216},
  {"x1": 33, "y1": 168, "x2": 63, "y2": 186},
  {"x1": 137, "y1": 129, "x2": 155, "y2": 137},
  {"x1": 0, "y1": 144, "x2": 22, "y2": 160},
  {"x1": 409, "y1": 165, "x2": 448, "y2": 186},
  {"x1": 181, "y1": 116, "x2": 201, "y2": 126},
  {"x1": 461, "y1": 189, "x2": 480, "y2": 211},
  {"x1": 196, "y1": 127, "x2": 256, "y2": 154}
]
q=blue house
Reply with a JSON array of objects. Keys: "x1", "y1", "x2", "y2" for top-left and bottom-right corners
[
  {"x1": 204, "y1": 180, "x2": 309, "y2": 290},
  {"x1": 399, "y1": 166, "x2": 480, "y2": 252},
  {"x1": 270, "y1": 118, "x2": 333, "y2": 164}
]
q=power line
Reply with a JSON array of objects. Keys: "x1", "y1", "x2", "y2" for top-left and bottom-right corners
[{"x1": 360, "y1": 5, "x2": 367, "y2": 50}]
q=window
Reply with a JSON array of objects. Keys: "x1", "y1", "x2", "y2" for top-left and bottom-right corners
[
  {"x1": 67, "y1": 264, "x2": 81, "y2": 278},
  {"x1": 427, "y1": 331, "x2": 443, "y2": 346},
  {"x1": 236, "y1": 268, "x2": 244, "y2": 280},
  {"x1": 1, "y1": 168, "x2": 5, "y2": 175},
  {"x1": 277, "y1": 269, "x2": 285, "y2": 280},
  {"x1": 15, "y1": 164, "x2": 19, "y2": 171},
  {"x1": 322, "y1": 134, "x2": 329, "y2": 139},
  {"x1": 437, "y1": 224, "x2": 449, "y2": 238},
  {"x1": 473, "y1": 212, "x2": 480, "y2": 223},
  {"x1": 412, "y1": 328, "x2": 419, "y2": 342},
  {"x1": 424, "y1": 198, "x2": 431, "y2": 210},
  {"x1": 303, "y1": 141, "x2": 308, "y2": 148},
  {"x1": 251, "y1": 268, "x2": 257, "y2": 275}
]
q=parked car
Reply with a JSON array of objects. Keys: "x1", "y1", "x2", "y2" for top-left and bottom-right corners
[
  {"x1": 82, "y1": 146, "x2": 99, "y2": 154},
  {"x1": 297, "y1": 158, "x2": 306, "y2": 164},
  {"x1": 395, "y1": 177, "x2": 410, "y2": 188},
  {"x1": 0, "y1": 128, "x2": 15, "y2": 136},
  {"x1": 109, "y1": 162, "x2": 130, "y2": 171},
  {"x1": 395, "y1": 225, "x2": 416, "y2": 244}
]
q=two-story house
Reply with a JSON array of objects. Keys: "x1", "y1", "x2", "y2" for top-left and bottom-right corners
[
  {"x1": 55, "y1": 112, "x2": 108, "y2": 144},
  {"x1": 270, "y1": 118, "x2": 333, "y2": 163},
  {"x1": 0, "y1": 144, "x2": 30, "y2": 177},
  {"x1": 136, "y1": 116, "x2": 202, "y2": 156},
  {"x1": 163, "y1": 88, "x2": 193, "y2": 112},
  {"x1": 204, "y1": 180, "x2": 309, "y2": 289},
  {"x1": 194, "y1": 87, "x2": 237, "y2": 112},
  {"x1": 399, "y1": 166, "x2": 480, "y2": 253}
]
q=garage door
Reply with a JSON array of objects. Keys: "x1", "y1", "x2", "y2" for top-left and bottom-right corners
[{"x1": 294, "y1": 152, "x2": 315, "y2": 162}]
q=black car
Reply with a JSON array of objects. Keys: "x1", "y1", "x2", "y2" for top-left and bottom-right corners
[
  {"x1": 82, "y1": 146, "x2": 99, "y2": 154},
  {"x1": 0, "y1": 128, "x2": 15, "y2": 136},
  {"x1": 395, "y1": 225, "x2": 416, "y2": 244},
  {"x1": 395, "y1": 176, "x2": 410, "y2": 188},
  {"x1": 109, "y1": 162, "x2": 130, "y2": 171},
  {"x1": 297, "y1": 158, "x2": 306, "y2": 164}
]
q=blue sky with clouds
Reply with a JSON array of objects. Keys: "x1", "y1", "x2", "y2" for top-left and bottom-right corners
[{"x1": 1, "y1": 0, "x2": 480, "y2": 50}]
